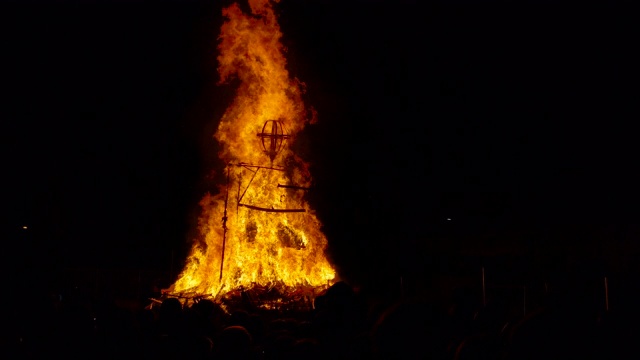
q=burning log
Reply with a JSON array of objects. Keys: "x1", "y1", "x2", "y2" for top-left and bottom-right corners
[
  {"x1": 238, "y1": 203, "x2": 305, "y2": 213},
  {"x1": 277, "y1": 184, "x2": 311, "y2": 191}
]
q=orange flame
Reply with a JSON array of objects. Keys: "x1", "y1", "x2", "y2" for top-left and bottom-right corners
[{"x1": 171, "y1": 0, "x2": 335, "y2": 298}]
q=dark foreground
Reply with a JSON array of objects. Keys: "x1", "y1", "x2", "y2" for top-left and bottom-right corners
[{"x1": 3, "y1": 278, "x2": 640, "y2": 360}]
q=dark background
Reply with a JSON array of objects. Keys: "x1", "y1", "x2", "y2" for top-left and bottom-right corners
[{"x1": 2, "y1": 0, "x2": 638, "y2": 300}]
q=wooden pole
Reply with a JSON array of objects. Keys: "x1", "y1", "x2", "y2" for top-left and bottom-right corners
[{"x1": 219, "y1": 166, "x2": 230, "y2": 281}]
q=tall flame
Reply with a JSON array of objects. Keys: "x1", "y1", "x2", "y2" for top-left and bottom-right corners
[{"x1": 171, "y1": 0, "x2": 335, "y2": 297}]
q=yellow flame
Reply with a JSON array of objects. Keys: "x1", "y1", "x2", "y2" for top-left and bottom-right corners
[{"x1": 171, "y1": 0, "x2": 335, "y2": 298}]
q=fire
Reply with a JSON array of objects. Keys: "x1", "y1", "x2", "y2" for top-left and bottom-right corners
[{"x1": 170, "y1": 0, "x2": 335, "y2": 298}]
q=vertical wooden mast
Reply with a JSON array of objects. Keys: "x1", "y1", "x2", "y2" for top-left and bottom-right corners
[{"x1": 219, "y1": 166, "x2": 230, "y2": 281}]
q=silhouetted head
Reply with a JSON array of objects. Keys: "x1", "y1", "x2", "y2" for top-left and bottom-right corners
[
  {"x1": 181, "y1": 335, "x2": 214, "y2": 360},
  {"x1": 229, "y1": 310, "x2": 250, "y2": 329},
  {"x1": 216, "y1": 325, "x2": 253, "y2": 360}
]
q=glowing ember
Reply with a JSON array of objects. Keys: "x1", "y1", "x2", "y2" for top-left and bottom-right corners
[{"x1": 169, "y1": 0, "x2": 335, "y2": 298}]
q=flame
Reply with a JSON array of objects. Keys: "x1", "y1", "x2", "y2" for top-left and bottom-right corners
[{"x1": 171, "y1": 0, "x2": 335, "y2": 298}]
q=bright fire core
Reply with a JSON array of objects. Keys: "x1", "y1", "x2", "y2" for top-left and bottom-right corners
[{"x1": 170, "y1": 0, "x2": 336, "y2": 298}]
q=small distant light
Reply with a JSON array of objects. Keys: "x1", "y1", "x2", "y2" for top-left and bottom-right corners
[
  {"x1": 22, "y1": 226, "x2": 28, "y2": 230},
  {"x1": 446, "y1": 218, "x2": 452, "y2": 221}
]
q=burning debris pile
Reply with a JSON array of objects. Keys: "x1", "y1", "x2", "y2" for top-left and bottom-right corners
[{"x1": 165, "y1": 0, "x2": 335, "y2": 302}]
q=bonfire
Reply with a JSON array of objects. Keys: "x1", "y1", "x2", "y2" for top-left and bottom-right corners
[{"x1": 164, "y1": 0, "x2": 336, "y2": 306}]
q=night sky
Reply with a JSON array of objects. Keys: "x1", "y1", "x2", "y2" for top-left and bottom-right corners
[{"x1": 2, "y1": 0, "x2": 638, "y2": 296}]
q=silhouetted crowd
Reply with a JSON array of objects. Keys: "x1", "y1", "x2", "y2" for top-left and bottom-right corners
[{"x1": 3, "y1": 280, "x2": 640, "y2": 359}]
